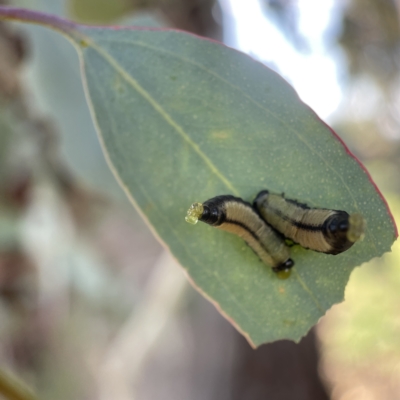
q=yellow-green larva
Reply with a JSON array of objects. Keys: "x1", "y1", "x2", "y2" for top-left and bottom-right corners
[
  {"x1": 254, "y1": 190, "x2": 366, "y2": 254},
  {"x1": 185, "y1": 195, "x2": 294, "y2": 277}
]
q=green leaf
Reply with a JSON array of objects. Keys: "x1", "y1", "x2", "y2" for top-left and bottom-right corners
[{"x1": 0, "y1": 8, "x2": 396, "y2": 346}]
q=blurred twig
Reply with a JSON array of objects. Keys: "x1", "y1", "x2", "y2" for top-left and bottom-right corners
[
  {"x1": 97, "y1": 251, "x2": 188, "y2": 400},
  {"x1": 0, "y1": 369, "x2": 39, "y2": 400}
]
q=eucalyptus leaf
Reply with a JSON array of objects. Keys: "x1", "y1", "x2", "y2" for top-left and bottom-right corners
[{"x1": 0, "y1": 8, "x2": 396, "y2": 346}]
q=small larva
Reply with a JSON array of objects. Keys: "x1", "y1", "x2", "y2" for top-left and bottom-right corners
[
  {"x1": 185, "y1": 195, "x2": 294, "y2": 277},
  {"x1": 254, "y1": 190, "x2": 366, "y2": 255}
]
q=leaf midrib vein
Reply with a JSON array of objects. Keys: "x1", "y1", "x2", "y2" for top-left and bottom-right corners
[{"x1": 83, "y1": 36, "x2": 239, "y2": 197}]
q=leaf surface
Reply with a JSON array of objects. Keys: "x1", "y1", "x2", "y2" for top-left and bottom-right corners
[{"x1": 0, "y1": 8, "x2": 396, "y2": 345}]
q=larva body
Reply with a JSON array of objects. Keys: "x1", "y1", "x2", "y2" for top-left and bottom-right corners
[
  {"x1": 186, "y1": 195, "x2": 294, "y2": 274},
  {"x1": 254, "y1": 190, "x2": 365, "y2": 255}
]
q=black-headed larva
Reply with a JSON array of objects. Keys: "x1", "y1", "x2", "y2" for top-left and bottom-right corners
[
  {"x1": 254, "y1": 190, "x2": 365, "y2": 255},
  {"x1": 185, "y1": 195, "x2": 294, "y2": 277}
]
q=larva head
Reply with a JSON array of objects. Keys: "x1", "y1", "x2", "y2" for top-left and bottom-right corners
[
  {"x1": 185, "y1": 202, "x2": 204, "y2": 225},
  {"x1": 185, "y1": 200, "x2": 223, "y2": 226},
  {"x1": 324, "y1": 211, "x2": 365, "y2": 254}
]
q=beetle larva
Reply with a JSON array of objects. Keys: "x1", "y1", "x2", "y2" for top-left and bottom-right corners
[
  {"x1": 254, "y1": 190, "x2": 365, "y2": 255},
  {"x1": 186, "y1": 195, "x2": 294, "y2": 277}
]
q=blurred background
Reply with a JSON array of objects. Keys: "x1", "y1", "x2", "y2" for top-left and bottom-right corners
[{"x1": 0, "y1": 0, "x2": 399, "y2": 399}]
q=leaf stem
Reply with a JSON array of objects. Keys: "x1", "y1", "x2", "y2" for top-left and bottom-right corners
[
  {"x1": 0, "y1": 369, "x2": 39, "y2": 400},
  {"x1": 0, "y1": 6, "x2": 78, "y2": 37}
]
